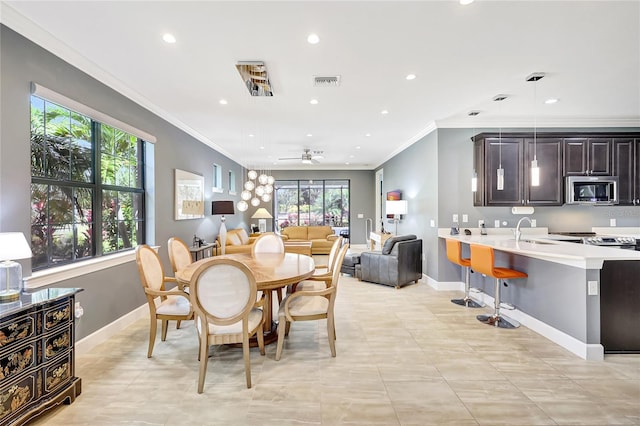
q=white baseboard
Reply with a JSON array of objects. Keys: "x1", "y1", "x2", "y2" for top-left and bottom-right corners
[
  {"x1": 75, "y1": 304, "x2": 149, "y2": 356},
  {"x1": 428, "y1": 276, "x2": 604, "y2": 361}
]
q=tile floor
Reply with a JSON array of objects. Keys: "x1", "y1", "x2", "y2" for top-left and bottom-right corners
[{"x1": 33, "y1": 273, "x2": 639, "y2": 425}]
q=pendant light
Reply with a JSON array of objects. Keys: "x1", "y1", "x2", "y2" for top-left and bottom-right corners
[
  {"x1": 468, "y1": 112, "x2": 479, "y2": 193},
  {"x1": 527, "y1": 72, "x2": 545, "y2": 187},
  {"x1": 493, "y1": 95, "x2": 507, "y2": 191}
]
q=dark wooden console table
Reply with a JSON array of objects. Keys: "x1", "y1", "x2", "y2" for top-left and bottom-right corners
[{"x1": 0, "y1": 287, "x2": 83, "y2": 425}]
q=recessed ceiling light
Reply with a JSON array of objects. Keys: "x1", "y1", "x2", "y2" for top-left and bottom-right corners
[
  {"x1": 248, "y1": 134, "x2": 254, "y2": 138},
  {"x1": 307, "y1": 33, "x2": 320, "y2": 44},
  {"x1": 162, "y1": 33, "x2": 176, "y2": 44},
  {"x1": 349, "y1": 155, "x2": 354, "y2": 158},
  {"x1": 219, "y1": 99, "x2": 228, "y2": 105},
  {"x1": 381, "y1": 110, "x2": 389, "y2": 115},
  {"x1": 307, "y1": 133, "x2": 313, "y2": 137},
  {"x1": 310, "y1": 99, "x2": 318, "y2": 105},
  {"x1": 459, "y1": 0, "x2": 474, "y2": 5},
  {"x1": 260, "y1": 146, "x2": 265, "y2": 150},
  {"x1": 365, "y1": 133, "x2": 371, "y2": 137},
  {"x1": 356, "y1": 146, "x2": 361, "y2": 149},
  {"x1": 406, "y1": 74, "x2": 417, "y2": 80},
  {"x1": 345, "y1": 162, "x2": 350, "y2": 165},
  {"x1": 545, "y1": 98, "x2": 559, "y2": 104}
]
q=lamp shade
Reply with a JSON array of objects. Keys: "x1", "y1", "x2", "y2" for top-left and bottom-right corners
[
  {"x1": 251, "y1": 208, "x2": 273, "y2": 219},
  {"x1": 0, "y1": 233, "x2": 32, "y2": 261},
  {"x1": 211, "y1": 200, "x2": 235, "y2": 215},
  {"x1": 386, "y1": 200, "x2": 408, "y2": 215}
]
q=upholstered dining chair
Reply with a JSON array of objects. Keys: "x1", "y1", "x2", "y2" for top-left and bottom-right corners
[
  {"x1": 168, "y1": 237, "x2": 193, "y2": 277},
  {"x1": 135, "y1": 244, "x2": 193, "y2": 358},
  {"x1": 275, "y1": 244, "x2": 349, "y2": 361},
  {"x1": 252, "y1": 232, "x2": 285, "y2": 303},
  {"x1": 293, "y1": 236, "x2": 343, "y2": 292},
  {"x1": 189, "y1": 258, "x2": 265, "y2": 392}
]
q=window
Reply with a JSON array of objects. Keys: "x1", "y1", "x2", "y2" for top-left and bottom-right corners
[
  {"x1": 212, "y1": 163, "x2": 223, "y2": 193},
  {"x1": 30, "y1": 95, "x2": 145, "y2": 270},
  {"x1": 275, "y1": 179, "x2": 349, "y2": 232},
  {"x1": 228, "y1": 170, "x2": 236, "y2": 195}
]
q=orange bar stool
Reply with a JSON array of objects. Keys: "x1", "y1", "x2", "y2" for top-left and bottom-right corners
[
  {"x1": 470, "y1": 244, "x2": 527, "y2": 329},
  {"x1": 446, "y1": 239, "x2": 483, "y2": 308}
]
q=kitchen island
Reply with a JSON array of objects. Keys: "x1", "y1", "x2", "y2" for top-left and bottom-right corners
[{"x1": 437, "y1": 228, "x2": 640, "y2": 360}]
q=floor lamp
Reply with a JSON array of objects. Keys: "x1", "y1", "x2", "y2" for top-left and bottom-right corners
[
  {"x1": 212, "y1": 201, "x2": 235, "y2": 255},
  {"x1": 386, "y1": 200, "x2": 408, "y2": 235},
  {"x1": 251, "y1": 208, "x2": 273, "y2": 233}
]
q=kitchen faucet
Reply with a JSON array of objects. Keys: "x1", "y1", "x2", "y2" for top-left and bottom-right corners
[{"x1": 514, "y1": 217, "x2": 532, "y2": 243}]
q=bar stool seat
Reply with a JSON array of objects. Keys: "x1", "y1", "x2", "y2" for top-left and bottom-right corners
[
  {"x1": 470, "y1": 244, "x2": 527, "y2": 329},
  {"x1": 445, "y1": 239, "x2": 483, "y2": 308}
]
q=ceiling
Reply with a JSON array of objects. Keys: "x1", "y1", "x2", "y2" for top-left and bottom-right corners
[{"x1": 2, "y1": 1, "x2": 639, "y2": 170}]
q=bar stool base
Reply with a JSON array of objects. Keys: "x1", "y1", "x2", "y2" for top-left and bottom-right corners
[
  {"x1": 476, "y1": 314, "x2": 520, "y2": 329},
  {"x1": 451, "y1": 297, "x2": 483, "y2": 308}
]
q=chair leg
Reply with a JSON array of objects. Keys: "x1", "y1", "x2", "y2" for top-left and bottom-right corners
[
  {"x1": 257, "y1": 326, "x2": 265, "y2": 356},
  {"x1": 197, "y1": 336, "x2": 208, "y2": 393},
  {"x1": 161, "y1": 319, "x2": 168, "y2": 341},
  {"x1": 176, "y1": 320, "x2": 182, "y2": 329},
  {"x1": 275, "y1": 319, "x2": 286, "y2": 361},
  {"x1": 147, "y1": 317, "x2": 157, "y2": 358},
  {"x1": 242, "y1": 333, "x2": 251, "y2": 388},
  {"x1": 452, "y1": 266, "x2": 483, "y2": 308},
  {"x1": 477, "y1": 278, "x2": 519, "y2": 329},
  {"x1": 327, "y1": 316, "x2": 336, "y2": 357},
  {"x1": 276, "y1": 288, "x2": 283, "y2": 304}
]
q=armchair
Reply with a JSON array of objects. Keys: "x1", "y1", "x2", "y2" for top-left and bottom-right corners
[{"x1": 358, "y1": 235, "x2": 423, "y2": 289}]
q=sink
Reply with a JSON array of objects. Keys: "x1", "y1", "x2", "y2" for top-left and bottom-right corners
[{"x1": 519, "y1": 239, "x2": 556, "y2": 245}]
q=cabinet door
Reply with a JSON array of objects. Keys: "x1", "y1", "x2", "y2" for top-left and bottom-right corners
[
  {"x1": 472, "y1": 139, "x2": 484, "y2": 206},
  {"x1": 588, "y1": 138, "x2": 612, "y2": 175},
  {"x1": 564, "y1": 138, "x2": 588, "y2": 175},
  {"x1": 524, "y1": 138, "x2": 563, "y2": 205},
  {"x1": 485, "y1": 138, "x2": 523, "y2": 205},
  {"x1": 613, "y1": 139, "x2": 635, "y2": 205}
]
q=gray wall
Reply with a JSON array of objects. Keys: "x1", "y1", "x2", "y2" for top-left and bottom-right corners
[
  {"x1": 268, "y1": 170, "x2": 375, "y2": 245},
  {"x1": 0, "y1": 25, "x2": 246, "y2": 339}
]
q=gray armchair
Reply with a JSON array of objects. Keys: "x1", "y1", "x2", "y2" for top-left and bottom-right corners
[{"x1": 358, "y1": 235, "x2": 423, "y2": 288}]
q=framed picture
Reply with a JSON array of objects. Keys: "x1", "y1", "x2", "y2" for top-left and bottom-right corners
[
  {"x1": 175, "y1": 168, "x2": 204, "y2": 220},
  {"x1": 386, "y1": 190, "x2": 401, "y2": 219}
]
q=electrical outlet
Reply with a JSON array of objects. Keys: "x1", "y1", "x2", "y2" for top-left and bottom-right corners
[
  {"x1": 430, "y1": 219, "x2": 435, "y2": 227},
  {"x1": 462, "y1": 214, "x2": 468, "y2": 223},
  {"x1": 610, "y1": 218, "x2": 616, "y2": 227},
  {"x1": 588, "y1": 281, "x2": 598, "y2": 296},
  {"x1": 531, "y1": 219, "x2": 537, "y2": 227},
  {"x1": 357, "y1": 213, "x2": 364, "y2": 219},
  {"x1": 478, "y1": 219, "x2": 485, "y2": 227},
  {"x1": 494, "y1": 220, "x2": 500, "y2": 228},
  {"x1": 452, "y1": 214, "x2": 458, "y2": 223}
]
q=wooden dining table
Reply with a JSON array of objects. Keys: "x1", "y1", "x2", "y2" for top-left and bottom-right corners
[{"x1": 176, "y1": 252, "x2": 315, "y2": 344}]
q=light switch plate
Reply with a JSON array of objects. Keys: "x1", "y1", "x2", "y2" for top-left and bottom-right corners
[
  {"x1": 357, "y1": 213, "x2": 364, "y2": 219},
  {"x1": 610, "y1": 218, "x2": 616, "y2": 227},
  {"x1": 462, "y1": 214, "x2": 468, "y2": 223},
  {"x1": 430, "y1": 219, "x2": 435, "y2": 227},
  {"x1": 531, "y1": 219, "x2": 537, "y2": 227},
  {"x1": 588, "y1": 281, "x2": 598, "y2": 296},
  {"x1": 452, "y1": 214, "x2": 458, "y2": 223},
  {"x1": 494, "y1": 220, "x2": 500, "y2": 228}
]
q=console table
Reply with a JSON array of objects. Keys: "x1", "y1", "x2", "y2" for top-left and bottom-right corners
[
  {"x1": 0, "y1": 288, "x2": 83, "y2": 425},
  {"x1": 189, "y1": 242, "x2": 217, "y2": 261}
]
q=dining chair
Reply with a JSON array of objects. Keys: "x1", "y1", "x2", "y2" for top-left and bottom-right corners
[
  {"x1": 294, "y1": 236, "x2": 343, "y2": 292},
  {"x1": 168, "y1": 236, "x2": 193, "y2": 277},
  {"x1": 251, "y1": 232, "x2": 285, "y2": 303},
  {"x1": 135, "y1": 244, "x2": 193, "y2": 358},
  {"x1": 189, "y1": 258, "x2": 265, "y2": 392},
  {"x1": 275, "y1": 244, "x2": 349, "y2": 361}
]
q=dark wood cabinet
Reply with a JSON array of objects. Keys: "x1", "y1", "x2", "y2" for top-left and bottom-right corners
[
  {"x1": 564, "y1": 138, "x2": 612, "y2": 176},
  {"x1": 484, "y1": 137, "x2": 523, "y2": 206},
  {"x1": 613, "y1": 138, "x2": 640, "y2": 205},
  {"x1": 472, "y1": 138, "x2": 484, "y2": 206},
  {"x1": 524, "y1": 138, "x2": 563, "y2": 205}
]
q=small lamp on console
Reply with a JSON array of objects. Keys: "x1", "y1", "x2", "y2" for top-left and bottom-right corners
[
  {"x1": 212, "y1": 201, "x2": 235, "y2": 255},
  {"x1": 251, "y1": 208, "x2": 273, "y2": 233},
  {"x1": 0, "y1": 232, "x2": 32, "y2": 302},
  {"x1": 386, "y1": 200, "x2": 408, "y2": 235}
]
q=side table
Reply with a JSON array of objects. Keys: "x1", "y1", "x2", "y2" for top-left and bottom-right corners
[{"x1": 189, "y1": 242, "x2": 218, "y2": 261}]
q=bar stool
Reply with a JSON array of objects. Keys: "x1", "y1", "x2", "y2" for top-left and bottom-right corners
[
  {"x1": 445, "y1": 239, "x2": 482, "y2": 308},
  {"x1": 470, "y1": 244, "x2": 527, "y2": 329}
]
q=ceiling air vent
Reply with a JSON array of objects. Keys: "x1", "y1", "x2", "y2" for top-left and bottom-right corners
[{"x1": 314, "y1": 76, "x2": 341, "y2": 87}]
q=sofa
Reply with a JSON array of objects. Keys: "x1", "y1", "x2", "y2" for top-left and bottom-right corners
[
  {"x1": 215, "y1": 228, "x2": 257, "y2": 254},
  {"x1": 358, "y1": 234, "x2": 423, "y2": 288},
  {"x1": 280, "y1": 225, "x2": 338, "y2": 255}
]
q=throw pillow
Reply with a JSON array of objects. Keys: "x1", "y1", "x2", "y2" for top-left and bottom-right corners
[
  {"x1": 238, "y1": 228, "x2": 250, "y2": 245},
  {"x1": 227, "y1": 233, "x2": 242, "y2": 246}
]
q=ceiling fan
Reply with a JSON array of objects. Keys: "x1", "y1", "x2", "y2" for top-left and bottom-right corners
[{"x1": 278, "y1": 148, "x2": 324, "y2": 164}]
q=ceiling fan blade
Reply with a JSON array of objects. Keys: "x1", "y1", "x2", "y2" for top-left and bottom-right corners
[
  {"x1": 277, "y1": 156, "x2": 300, "y2": 160},
  {"x1": 311, "y1": 158, "x2": 321, "y2": 164}
]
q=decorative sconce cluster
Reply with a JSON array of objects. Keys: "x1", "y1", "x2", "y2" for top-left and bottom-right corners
[{"x1": 237, "y1": 169, "x2": 275, "y2": 212}]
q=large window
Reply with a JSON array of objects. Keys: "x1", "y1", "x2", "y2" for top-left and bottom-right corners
[
  {"x1": 275, "y1": 180, "x2": 349, "y2": 232},
  {"x1": 30, "y1": 96, "x2": 145, "y2": 270}
]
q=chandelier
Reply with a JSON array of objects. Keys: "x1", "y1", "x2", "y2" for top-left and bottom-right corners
[{"x1": 237, "y1": 168, "x2": 275, "y2": 212}]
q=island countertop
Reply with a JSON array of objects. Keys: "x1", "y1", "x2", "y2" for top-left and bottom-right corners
[{"x1": 438, "y1": 228, "x2": 640, "y2": 269}]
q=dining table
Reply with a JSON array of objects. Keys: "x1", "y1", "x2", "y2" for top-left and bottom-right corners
[{"x1": 176, "y1": 252, "x2": 315, "y2": 345}]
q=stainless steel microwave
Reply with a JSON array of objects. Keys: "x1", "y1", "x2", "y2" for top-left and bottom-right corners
[{"x1": 565, "y1": 176, "x2": 618, "y2": 205}]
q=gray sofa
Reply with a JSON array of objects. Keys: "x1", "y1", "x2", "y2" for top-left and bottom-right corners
[{"x1": 358, "y1": 234, "x2": 423, "y2": 288}]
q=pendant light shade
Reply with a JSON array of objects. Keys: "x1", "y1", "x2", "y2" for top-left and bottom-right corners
[
  {"x1": 530, "y1": 159, "x2": 540, "y2": 186},
  {"x1": 493, "y1": 94, "x2": 508, "y2": 191},
  {"x1": 497, "y1": 167, "x2": 505, "y2": 191}
]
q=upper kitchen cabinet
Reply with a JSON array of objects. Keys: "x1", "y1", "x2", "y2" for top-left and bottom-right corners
[
  {"x1": 484, "y1": 136, "x2": 523, "y2": 206},
  {"x1": 613, "y1": 138, "x2": 640, "y2": 205},
  {"x1": 472, "y1": 138, "x2": 484, "y2": 206},
  {"x1": 564, "y1": 138, "x2": 612, "y2": 176},
  {"x1": 524, "y1": 138, "x2": 563, "y2": 205}
]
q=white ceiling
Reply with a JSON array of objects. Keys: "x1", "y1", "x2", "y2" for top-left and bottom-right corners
[{"x1": 2, "y1": 1, "x2": 639, "y2": 170}]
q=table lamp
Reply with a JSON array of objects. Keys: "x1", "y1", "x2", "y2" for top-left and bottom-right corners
[
  {"x1": 212, "y1": 200, "x2": 235, "y2": 255},
  {"x1": 0, "y1": 232, "x2": 33, "y2": 302},
  {"x1": 251, "y1": 208, "x2": 273, "y2": 233},
  {"x1": 386, "y1": 200, "x2": 408, "y2": 235}
]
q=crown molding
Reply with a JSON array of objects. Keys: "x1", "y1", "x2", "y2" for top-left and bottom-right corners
[
  {"x1": 436, "y1": 116, "x2": 640, "y2": 129},
  {"x1": 374, "y1": 121, "x2": 438, "y2": 169}
]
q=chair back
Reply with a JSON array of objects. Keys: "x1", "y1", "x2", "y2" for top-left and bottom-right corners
[
  {"x1": 135, "y1": 245, "x2": 166, "y2": 294},
  {"x1": 330, "y1": 244, "x2": 350, "y2": 290},
  {"x1": 168, "y1": 237, "x2": 192, "y2": 273},
  {"x1": 190, "y1": 258, "x2": 257, "y2": 326},
  {"x1": 469, "y1": 244, "x2": 496, "y2": 277},
  {"x1": 326, "y1": 236, "x2": 344, "y2": 272},
  {"x1": 445, "y1": 239, "x2": 464, "y2": 265},
  {"x1": 251, "y1": 233, "x2": 284, "y2": 256}
]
